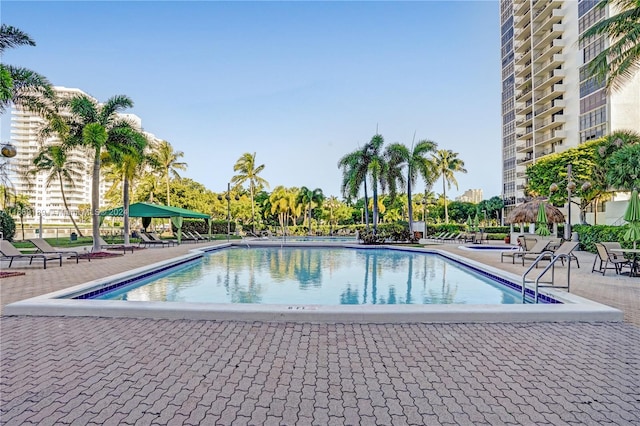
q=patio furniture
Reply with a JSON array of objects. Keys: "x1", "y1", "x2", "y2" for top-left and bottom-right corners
[
  {"x1": 0, "y1": 240, "x2": 62, "y2": 269},
  {"x1": 530, "y1": 241, "x2": 580, "y2": 268},
  {"x1": 192, "y1": 230, "x2": 211, "y2": 241},
  {"x1": 29, "y1": 238, "x2": 85, "y2": 263},
  {"x1": 592, "y1": 242, "x2": 632, "y2": 275},
  {"x1": 139, "y1": 233, "x2": 171, "y2": 247},
  {"x1": 147, "y1": 233, "x2": 177, "y2": 246},
  {"x1": 519, "y1": 239, "x2": 553, "y2": 266},
  {"x1": 97, "y1": 236, "x2": 135, "y2": 254}
]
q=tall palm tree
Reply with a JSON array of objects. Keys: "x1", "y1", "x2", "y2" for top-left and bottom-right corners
[
  {"x1": 432, "y1": 149, "x2": 467, "y2": 224},
  {"x1": 102, "y1": 125, "x2": 148, "y2": 245},
  {"x1": 64, "y1": 94, "x2": 135, "y2": 253},
  {"x1": 366, "y1": 134, "x2": 387, "y2": 232},
  {"x1": 338, "y1": 145, "x2": 371, "y2": 230},
  {"x1": 0, "y1": 24, "x2": 56, "y2": 116},
  {"x1": 231, "y1": 152, "x2": 269, "y2": 234},
  {"x1": 385, "y1": 139, "x2": 438, "y2": 234},
  {"x1": 580, "y1": 0, "x2": 640, "y2": 91},
  {"x1": 150, "y1": 140, "x2": 187, "y2": 206},
  {"x1": 297, "y1": 187, "x2": 324, "y2": 235},
  {"x1": 29, "y1": 144, "x2": 85, "y2": 236}
]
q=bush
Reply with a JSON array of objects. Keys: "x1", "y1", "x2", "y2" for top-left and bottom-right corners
[
  {"x1": 573, "y1": 224, "x2": 629, "y2": 253},
  {"x1": 0, "y1": 210, "x2": 16, "y2": 241}
]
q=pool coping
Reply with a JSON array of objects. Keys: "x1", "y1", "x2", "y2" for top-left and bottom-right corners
[{"x1": 3, "y1": 242, "x2": 623, "y2": 323}]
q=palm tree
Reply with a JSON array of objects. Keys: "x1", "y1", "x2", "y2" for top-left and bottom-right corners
[
  {"x1": 297, "y1": 187, "x2": 324, "y2": 235},
  {"x1": 366, "y1": 134, "x2": 387, "y2": 232},
  {"x1": 0, "y1": 24, "x2": 56, "y2": 116},
  {"x1": 101, "y1": 125, "x2": 148, "y2": 245},
  {"x1": 29, "y1": 144, "x2": 85, "y2": 236},
  {"x1": 231, "y1": 152, "x2": 269, "y2": 234},
  {"x1": 65, "y1": 94, "x2": 135, "y2": 253},
  {"x1": 385, "y1": 139, "x2": 438, "y2": 234},
  {"x1": 580, "y1": 0, "x2": 640, "y2": 91},
  {"x1": 150, "y1": 140, "x2": 187, "y2": 206},
  {"x1": 432, "y1": 149, "x2": 467, "y2": 224},
  {"x1": 7, "y1": 194, "x2": 33, "y2": 240},
  {"x1": 338, "y1": 145, "x2": 372, "y2": 230}
]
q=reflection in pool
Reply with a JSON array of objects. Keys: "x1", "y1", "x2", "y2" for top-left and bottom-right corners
[{"x1": 96, "y1": 247, "x2": 522, "y2": 305}]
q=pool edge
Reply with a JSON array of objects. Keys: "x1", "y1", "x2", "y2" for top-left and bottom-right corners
[{"x1": 3, "y1": 243, "x2": 623, "y2": 323}]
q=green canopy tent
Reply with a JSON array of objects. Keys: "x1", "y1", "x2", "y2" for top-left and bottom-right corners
[{"x1": 100, "y1": 202, "x2": 211, "y2": 244}]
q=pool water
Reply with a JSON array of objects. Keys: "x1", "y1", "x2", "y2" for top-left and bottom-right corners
[{"x1": 96, "y1": 247, "x2": 523, "y2": 305}]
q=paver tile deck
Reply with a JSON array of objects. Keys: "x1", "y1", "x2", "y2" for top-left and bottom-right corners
[{"x1": 1, "y1": 240, "x2": 639, "y2": 425}]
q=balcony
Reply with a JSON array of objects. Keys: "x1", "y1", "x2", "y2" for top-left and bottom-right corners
[
  {"x1": 533, "y1": 7, "x2": 564, "y2": 33},
  {"x1": 515, "y1": 0, "x2": 531, "y2": 18},
  {"x1": 536, "y1": 83, "x2": 565, "y2": 104},
  {"x1": 535, "y1": 114, "x2": 565, "y2": 132},
  {"x1": 517, "y1": 155, "x2": 534, "y2": 165},
  {"x1": 534, "y1": 67, "x2": 565, "y2": 90},
  {"x1": 515, "y1": 86, "x2": 533, "y2": 102},
  {"x1": 532, "y1": 23, "x2": 564, "y2": 51},
  {"x1": 515, "y1": 22, "x2": 532, "y2": 41},
  {"x1": 535, "y1": 128, "x2": 566, "y2": 146},
  {"x1": 534, "y1": 98, "x2": 565, "y2": 119},
  {"x1": 514, "y1": 36, "x2": 531, "y2": 54},
  {"x1": 515, "y1": 49, "x2": 532, "y2": 66},
  {"x1": 534, "y1": 40, "x2": 564, "y2": 67},
  {"x1": 516, "y1": 139, "x2": 534, "y2": 153}
]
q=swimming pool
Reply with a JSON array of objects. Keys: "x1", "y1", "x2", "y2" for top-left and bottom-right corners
[
  {"x1": 94, "y1": 247, "x2": 523, "y2": 305},
  {"x1": 4, "y1": 242, "x2": 623, "y2": 323}
]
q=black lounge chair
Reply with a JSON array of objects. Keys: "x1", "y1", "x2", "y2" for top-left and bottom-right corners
[
  {"x1": 97, "y1": 236, "x2": 135, "y2": 254},
  {"x1": 29, "y1": 238, "x2": 86, "y2": 263},
  {"x1": 0, "y1": 240, "x2": 62, "y2": 269}
]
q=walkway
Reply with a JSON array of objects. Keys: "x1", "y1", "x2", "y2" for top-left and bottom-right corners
[{"x1": 1, "y1": 241, "x2": 639, "y2": 425}]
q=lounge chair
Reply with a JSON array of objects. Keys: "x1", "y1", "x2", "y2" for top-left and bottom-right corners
[
  {"x1": 546, "y1": 241, "x2": 580, "y2": 267},
  {"x1": 29, "y1": 238, "x2": 86, "y2": 263},
  {"x1": 97, "y1": 236, "x2": 135, "y2": 254},
  {"x1": 192, "y1": 230, "x2": 210, "y2": 241},
  {"x1": 187, "y1": 231, "x2": 207, "y2": 241},
  {"x1": 148, "y1": 232, "x2": 178, "y2": 246},
  {"x1": 592, "y1": 242, "x2": 631, "y2": 275},
  {"x1": 518, "y1": 239, "x2": 553, "y2": 266},
  {"x1": 178, "y1": 231, "x2": 197, "y2": 243},
  {"x1": 0, "y1": 240, "x2": 62, "y2": 269},
  {"x1": 139, "y1": 233, "x2": 170, "y2": 247}
]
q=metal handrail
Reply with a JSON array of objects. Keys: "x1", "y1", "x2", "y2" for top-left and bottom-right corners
[
  {"x1": 522, "y1": 250, "x2": 555, "y2": 302},
  {"x1": 522, "y1": 250, "x2": 573, "y2": 303}
]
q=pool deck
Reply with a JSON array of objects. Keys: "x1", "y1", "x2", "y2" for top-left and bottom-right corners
[{"x1": 1, "y1": 241, "x2": 639, "y2": 424}]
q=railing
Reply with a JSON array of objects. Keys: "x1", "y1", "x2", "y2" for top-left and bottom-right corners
[{"x1": 521, "y1": 251, "x2": 572, "y2": 303}]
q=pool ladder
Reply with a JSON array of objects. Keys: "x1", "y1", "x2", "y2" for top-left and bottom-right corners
[{"x1": 521, "y1": 250, "x2": 573, "y2": 303}]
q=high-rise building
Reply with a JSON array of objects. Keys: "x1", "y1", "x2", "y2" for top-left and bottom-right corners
[
  {"x1": 500, "y1": 0, "x2": 640, "y2": 216},
  {"x1": 455, "y1": 189, "x2": 484, "y2": 204},
  {"x1": 8, "y1": 86, "x2": 144, "y2": 225}
]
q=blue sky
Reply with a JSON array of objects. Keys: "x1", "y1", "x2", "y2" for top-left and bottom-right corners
[{"x1": 2, "y1": 0, "x2": 502, "y2": 200}]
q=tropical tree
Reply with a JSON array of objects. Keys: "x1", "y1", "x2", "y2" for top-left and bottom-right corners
[
  {"x1": 101, "y1": 125, "x2": 148, "y2": 245},
  {"x1": 231, "y1": 152, "x2": 269, "y2": 234},
  {"x1": 297, "y1": 187, "x2": 324, "y2": 235},
  {"x1": 606, "y1": 143, "x2": 640, "y2": 190},
  {"x1": 432, "y1": 149, "x2": 467, "y2": 223},
  {"x1": 580, "y1": 0, "x2": 640, "y2": 91},
  {"x1": 29, "y1": 144, "x2": 85, "y2": 236},
  {"x1": 269, "y1": 186, "x2": 299, "y2": 235},
  {"x1": 7, "y1": 194, "x2": 33, "y2": 240},
  {"x1": 338, "y1": 145, "x2": 371, "y2": 230},
  {"x1": 366, "y1": 134, "x2": 387, "y2": 232},
  {"x1": 64, "y1": 94, "x2": 135, "y2": 253},
  {"x1": 150, "y1": 140, "x2": 187, "y2": 207},
  {"x1": 526, "y1": 140, "x2": 610, "y2": 223},
  {"x1": 0, "y1": 24, "x2": 56, "y2": 116},
  {"x1": 385, "y1": 139, "x2": 438, "y2": 234}
]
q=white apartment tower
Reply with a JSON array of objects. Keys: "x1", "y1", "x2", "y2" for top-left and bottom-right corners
[
  {"x1": 500, "y1": 0, "x2": 640, "y2": 214},
  {"x1": 9, "y1": 86, "x2": 144, "y2": 225}
]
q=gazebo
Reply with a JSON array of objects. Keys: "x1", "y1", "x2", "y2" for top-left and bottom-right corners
[
  {"x1": 506, "y1": 199, "x2": 565, "y2": 237},
  {"x1": 100, "y1": 202, "x2": 211, "y2": 244}
]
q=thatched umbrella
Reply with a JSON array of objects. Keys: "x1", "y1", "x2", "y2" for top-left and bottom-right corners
[{"x1": 506, "y1": 199, "x2": 565, "y2": 225}]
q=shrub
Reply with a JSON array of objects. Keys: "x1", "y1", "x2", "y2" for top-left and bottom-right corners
[{"x1": 0, "y1": 210, "x2": 16, "y2": 241}]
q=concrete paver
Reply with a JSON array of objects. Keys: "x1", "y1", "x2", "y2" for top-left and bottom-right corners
[{"x1": 1, "y1": 241, "x2": 639, "y2": 424}]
